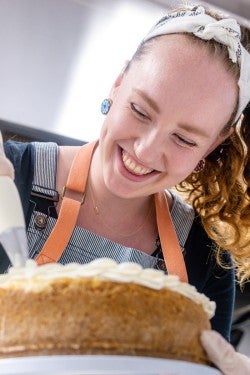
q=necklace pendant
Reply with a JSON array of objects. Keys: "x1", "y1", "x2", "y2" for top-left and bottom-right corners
[{"x1": 94, "y1": 205, "x2": 100, "y2": 215}]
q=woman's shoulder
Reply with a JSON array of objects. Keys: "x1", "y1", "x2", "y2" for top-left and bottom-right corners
[
  {"x1": 169, "y1": 189, "x2": 212, "y2": 246},
  {"x1": 56, "y1": 145, "x2": 81, "y2": 193},
  {"x1": 4, "y1": 139, "x2": 34, "y2": 162},
  {"x1": 170, "y1": 189, "x2": 194, "y2": 216},
  {"x1": 4, "y1": 140, "x2": 36, "y2": 181},
  {"x1": 169, "y1": 190, "x2": 195, "y2": 251}
]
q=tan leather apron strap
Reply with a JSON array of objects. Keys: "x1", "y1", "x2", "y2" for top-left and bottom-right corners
[
  {"x1": 35, "y1": 141, "x2": 96, "y2": 265},
  {"x1": 35, "y1": 140, "x2": 188, "y2": 283},
  {"x1": 35, "y1": 198, "x2": 81, "y2": 265},
  {"x1": 155, "y1": 192, "x2": 188, "y2": 283}
]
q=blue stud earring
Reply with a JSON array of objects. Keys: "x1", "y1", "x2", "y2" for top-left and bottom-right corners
[{"x1": 101, "y1": 98, "x2": 113, "y2": 115}]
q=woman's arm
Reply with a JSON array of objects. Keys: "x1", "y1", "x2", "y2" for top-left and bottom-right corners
[
  {"x1": 4, "y1": 140, "x2": 35, "y2": 226},
  {"x1": 0, "y1": 132, "x2": 14, "y2": 179},
  {"x1": 185, "y1": 216, "x2": 235, "y2": 341}
]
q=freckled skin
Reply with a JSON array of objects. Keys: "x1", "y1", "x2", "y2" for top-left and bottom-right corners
[{"x1": 92, "y1": 34, "x2": 237, "y2": 200}]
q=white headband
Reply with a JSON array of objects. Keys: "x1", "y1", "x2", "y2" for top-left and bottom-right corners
[{"x1": 143, "y1": 6, "x2": 250, "y2": 123}]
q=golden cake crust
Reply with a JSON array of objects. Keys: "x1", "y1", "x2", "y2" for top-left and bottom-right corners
[{"x1": 0, "y1": 277, "x2": 211, "y2": 364}]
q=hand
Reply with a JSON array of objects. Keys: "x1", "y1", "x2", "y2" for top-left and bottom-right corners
[
  {"x1": 0, "y1": 132, "x2": 14, "y2": 179},
  {"x1": 201, "y1": 330, "x2": 250, "y2": 375}
]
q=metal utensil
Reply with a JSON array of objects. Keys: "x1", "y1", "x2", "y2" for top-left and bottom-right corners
[{"x1": 0, "y1": 176, "x2": 28, "y2": 267}]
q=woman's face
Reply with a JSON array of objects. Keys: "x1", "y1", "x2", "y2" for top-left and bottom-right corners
[{"x1": 98, "y1": 34, "x2": 238, "y2": 198}]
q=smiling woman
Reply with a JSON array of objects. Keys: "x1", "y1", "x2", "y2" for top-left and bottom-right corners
[
  {"x1": 1, "y1": 3, "x2": 250, "y2": 372},
  {"x1": 104, "y1": 34, "x2": 237, "y2": 183}
]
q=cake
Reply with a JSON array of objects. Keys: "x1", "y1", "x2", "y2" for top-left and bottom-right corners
[{"x1": 0, "y1": 258, "x2": 215, "y2": 364}]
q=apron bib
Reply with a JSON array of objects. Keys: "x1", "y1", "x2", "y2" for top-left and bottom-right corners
[{"x1": 34, "y1": 142, "x2": 188, "y2": 282}]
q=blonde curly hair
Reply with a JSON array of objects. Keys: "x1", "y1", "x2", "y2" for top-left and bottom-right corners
[
  {"x1": 177, "y1": 6, "x2": 250, "y2": 285},
  {"x1": 127, "y1": 4, "x2": 250, "y2": 284}
]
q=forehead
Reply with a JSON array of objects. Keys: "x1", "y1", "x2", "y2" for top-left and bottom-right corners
[
  {"x1": 123, "y1": 34, "x2": 238, "y2": 128},
  {"x1": 133, "y1": 34, "x2": 234, "y2": 81}
]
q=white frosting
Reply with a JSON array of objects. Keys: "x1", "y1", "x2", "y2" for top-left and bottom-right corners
[{"x1": 0, "y1": 258, "x2": 216, "y2": 319}]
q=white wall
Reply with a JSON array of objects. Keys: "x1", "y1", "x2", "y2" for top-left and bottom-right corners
[{"x1": 0, "y1": 0, "x2": 165, "y2": 141}]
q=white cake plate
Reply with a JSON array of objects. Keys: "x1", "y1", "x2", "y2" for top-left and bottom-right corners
[{"x1": 0, "y1": 355, "x2": 222, "y2": 375}]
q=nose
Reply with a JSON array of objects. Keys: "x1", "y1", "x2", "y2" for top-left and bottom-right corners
[{"x1": 134, "y1": 131, "x2": 167, "y2": 168}]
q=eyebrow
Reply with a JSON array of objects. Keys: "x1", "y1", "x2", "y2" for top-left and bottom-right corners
[{"x1": 133, "y1": 88, "x2": 160, "y2": 113}]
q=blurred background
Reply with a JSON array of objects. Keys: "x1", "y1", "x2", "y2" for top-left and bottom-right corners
[
  {"x1": 0, "y1": 0, "x2": 249, "y2": 356},
  {"x1": 0, "y1": 0, "x2": 249, "y2": 144}
]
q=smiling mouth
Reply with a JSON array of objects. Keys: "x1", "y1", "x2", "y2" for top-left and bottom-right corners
[{"x1": 121, "y1": 149, "x2": 154, "y2": 176}]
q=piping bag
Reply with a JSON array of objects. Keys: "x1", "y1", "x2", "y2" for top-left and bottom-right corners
[{"x1": 0, "y1": 176, "x2": 28, "y2": 267}]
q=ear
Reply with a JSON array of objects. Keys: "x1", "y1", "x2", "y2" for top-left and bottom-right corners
[
  {"x1": 108, "y1": 71, "x2": 123, "y2": 100},
  {"x1": 203, "y1": 127, "x2": 234, "y2": 158},
  {"x1": 109, "y1": 60, "x2": 129, "y2": 98}
]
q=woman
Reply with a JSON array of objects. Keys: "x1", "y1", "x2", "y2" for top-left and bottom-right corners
[{"x1": 1, "y1": 4, "x2": 250, "y2": 372}]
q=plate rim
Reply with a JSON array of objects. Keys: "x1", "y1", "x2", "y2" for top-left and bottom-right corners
[{"x1": 0, "y1": 354, "x2": 222, "y2": 375}]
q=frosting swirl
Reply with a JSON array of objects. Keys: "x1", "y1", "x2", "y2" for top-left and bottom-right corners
[{"x1": 0, "y1": 258, "x2": 216, "y2": 318}]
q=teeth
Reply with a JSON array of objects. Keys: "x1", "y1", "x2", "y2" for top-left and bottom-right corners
[{"x1": 122, "y1": 150, "x2": 153, "y2": 176}]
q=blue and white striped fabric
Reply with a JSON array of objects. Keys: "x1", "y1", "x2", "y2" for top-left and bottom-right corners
[{"x1": 27, "y1": 142, "x2": 195, "y2": 271}]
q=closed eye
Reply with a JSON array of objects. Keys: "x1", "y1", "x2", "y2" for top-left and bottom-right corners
[
  {"x1": 131, "y1": 103, "x2": 149, "y2": 119},
  {"x1": 174, "y1": 134, "x2": 197, "y2": 148}
]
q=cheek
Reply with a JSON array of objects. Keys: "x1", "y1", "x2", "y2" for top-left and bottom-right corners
[
  {"x1": 166, "y1": 147, "x2": 201, "y2": 180},
  {"x1": 101, "y1": 111, "x2": 132, "y2": 141}
]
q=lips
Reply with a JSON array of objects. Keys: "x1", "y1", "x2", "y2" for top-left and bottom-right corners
[{"x1": 121, "y1": 149, "x2": 154, "y2": 176}]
